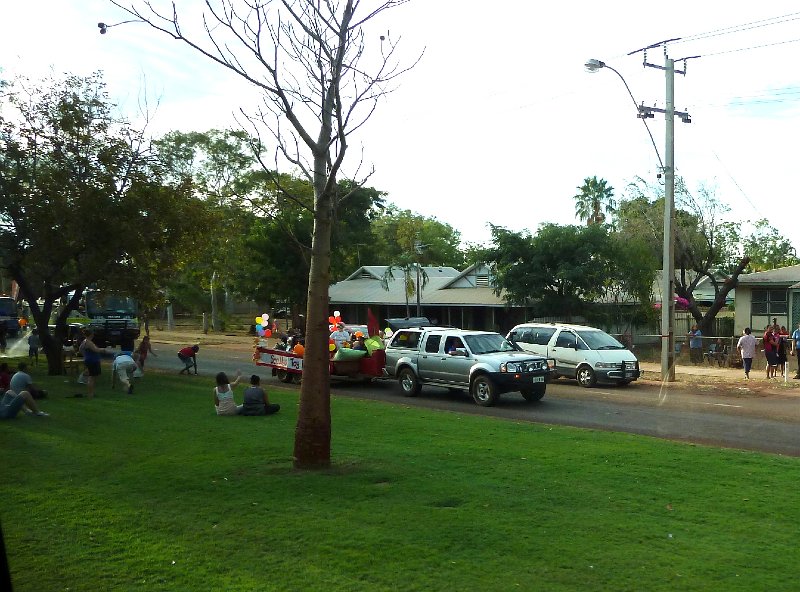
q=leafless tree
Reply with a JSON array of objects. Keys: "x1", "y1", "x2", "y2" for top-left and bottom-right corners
[{"x1": 107, "y1": 0, "x2": 419, "y2": 468}]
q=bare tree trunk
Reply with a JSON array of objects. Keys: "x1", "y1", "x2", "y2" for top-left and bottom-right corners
[{"x1": 294, "y1": 186, "x2": 333, "y2": 468}]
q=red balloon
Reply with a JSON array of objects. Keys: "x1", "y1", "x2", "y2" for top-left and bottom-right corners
[
  {"x1": 265, "y1": 329, "x2": 272, "y2": 337},
  {"x1": 328, "y1": 316, "x2": 336, "y2": 324}
]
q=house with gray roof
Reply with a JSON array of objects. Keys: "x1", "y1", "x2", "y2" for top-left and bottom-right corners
[
  {"x1": 733, "y1": 264, "x2": 800, "y2": 334},
  {"x1": 328, "y1": 263, "x2": 529, "y2": 332}
]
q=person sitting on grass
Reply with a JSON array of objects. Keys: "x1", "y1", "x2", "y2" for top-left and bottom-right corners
[
  {"x1": 178, "y1": 345, "x2": 199, "y2": 375},
  {"x1": 214, "y1": 370, "x2": 243, "y2": 416},
  {"x1": 0, "y1": 389, "x2": 48, "y2": 418},
  {"x1": 241, "y1": 374, "x2": 280, "y2": 416},
  {"x1": 11, "y1": 362, "x2": 47, "y2": 400}
]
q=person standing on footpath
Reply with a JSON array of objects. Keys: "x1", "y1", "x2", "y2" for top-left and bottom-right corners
[
  {"x1": 688, "y1": 325, "x2": 703, "y2": 365},
  {"x1": 737, "y1": 327, "x2": 757, "y2": 380},
  {"x1": 791, "y1": 322, "x2": 800, "y2": 380},
  {"x1": 763, "y1": 325, "x2": 779, "y2": 379}
]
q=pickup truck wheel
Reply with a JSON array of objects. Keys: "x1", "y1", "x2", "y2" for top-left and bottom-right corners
[
  {"x1": 471, "y1": 375, "x2": 498, "y2": 406},
  {"x1": 398, "y1": 368, "x2": 421, "y2": 397},
  {"x1": 276, "y1": 370, "x2": 293, "y2": 383},
  {"x1": 521, "y1": 383, "x2": 546, "y2": 402},
  {"x1": 576, "y1": 365, "x2": 596, "y2": 388}
]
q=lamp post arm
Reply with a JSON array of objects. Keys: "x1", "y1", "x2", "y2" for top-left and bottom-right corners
[{"x1": 604, "y1": 64, "x2": 664, "y2": 170}]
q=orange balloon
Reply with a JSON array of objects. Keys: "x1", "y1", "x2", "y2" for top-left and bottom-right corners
[{"x1": 293, "y1": 344, "x2": 305, "y2": 356}]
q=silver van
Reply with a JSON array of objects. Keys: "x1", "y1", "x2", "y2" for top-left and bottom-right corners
[{"x1": 506, "y1": 323, "x2": 640, "y2": 387}]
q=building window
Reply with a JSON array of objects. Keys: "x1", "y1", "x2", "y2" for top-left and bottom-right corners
[{"x1": 751, "y1": 289, "x2": 787, "y2": 316}]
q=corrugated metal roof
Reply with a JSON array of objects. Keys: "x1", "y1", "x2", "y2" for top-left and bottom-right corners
[
  {"x1": 736, "y1": 264, "x2": 800, "y2": 285},
  {"x1": 329, "y1": 266, "x2": 463, "y2": 306}
]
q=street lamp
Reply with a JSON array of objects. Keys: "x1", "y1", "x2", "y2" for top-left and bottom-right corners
[
  {"x1": 584, "y1": 59, "x2": 663, "y2": 170},
  {"x1": 585, "y1": 56, "x2": 686, "y2": 382}
]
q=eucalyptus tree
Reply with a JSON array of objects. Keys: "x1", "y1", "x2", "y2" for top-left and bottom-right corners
[
  {"x1": 109, "y1": 0, "x2": 419, "y2": 467},
  {"x1": 620, "y1": 177, "x2": 749, "y2": 335}
]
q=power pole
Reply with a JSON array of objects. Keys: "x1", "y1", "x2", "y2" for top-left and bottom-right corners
[{"x1": 629, "y1": 40, "x2": 697, "y2": 382}]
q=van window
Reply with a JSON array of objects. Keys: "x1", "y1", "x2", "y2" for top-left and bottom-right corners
[
  {"x1": 425, "y1": 334, "x2": 442, "y2": 353},
  {"x1": 555, "y1": 330, "x2": 577, "y2": 348},
  {"x1": 517, "y1": 326, "x2": 556, "y2": 346}
]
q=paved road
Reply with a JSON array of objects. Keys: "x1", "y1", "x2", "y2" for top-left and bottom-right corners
[{"x1": 143, "y1": 338, "x2": 800, "y2": 456}]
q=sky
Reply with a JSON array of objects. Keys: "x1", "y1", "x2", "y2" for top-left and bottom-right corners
[{"x1": 3, "y1": 1, "x2": 800, "y2": 252}]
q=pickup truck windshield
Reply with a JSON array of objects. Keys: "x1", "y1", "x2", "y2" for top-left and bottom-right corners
[
  {"x1": 464, "y1": 333, "x2": 516, "y2": 354},
  {"x1": 576, "y1": 330, "x2": 626, "y2": 350}
]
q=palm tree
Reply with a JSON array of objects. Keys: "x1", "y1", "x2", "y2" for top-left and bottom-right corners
[
  {"x1": 380, "y1": 262, "x2": 429, "y2": 318},
  {"x1": 574, "y1": 176, "x2": 616, "y2": 225}
]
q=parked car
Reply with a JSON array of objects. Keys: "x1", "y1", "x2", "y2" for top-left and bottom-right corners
[
  {"x1": 506, "y1": 323, "x2": 640, "y2": 387},
  {"x1": 384, "y1": 327, "x2": 553, "y2": 406}
]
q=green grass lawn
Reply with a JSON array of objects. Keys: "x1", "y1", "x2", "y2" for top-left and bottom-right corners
[{"x1": 3, "y1": 365, "x2": 800, "y2": 591}]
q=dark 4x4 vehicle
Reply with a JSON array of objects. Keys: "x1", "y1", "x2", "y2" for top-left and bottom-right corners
[{"x1": 384, "y1": 328, "x2": 554, "y2": 406}]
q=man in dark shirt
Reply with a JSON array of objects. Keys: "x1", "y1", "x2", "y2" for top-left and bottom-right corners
[{"x1": 241, "y1": 375, "x2": 280, "y2": 416}]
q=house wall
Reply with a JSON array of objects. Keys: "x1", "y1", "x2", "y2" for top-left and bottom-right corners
[
  {"x1": 733, "y1": 286, "x2": 799, "y2": 334},
  {"x1": 734, "y1": 286, "x2": 752, "y2": 335}
]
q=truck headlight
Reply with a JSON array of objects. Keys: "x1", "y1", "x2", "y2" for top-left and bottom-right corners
[{"x1": 500, "y1": 362, "x2": 523, "y2": 373}]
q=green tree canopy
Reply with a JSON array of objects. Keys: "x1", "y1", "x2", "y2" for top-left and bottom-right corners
[
  {"x1": 368, "y1": 206, "x2": 465, "y2": 269},
  {"x1": 619, "y1": 177, "x2": 749, "y2": 335},
  {"x1": 742, "y1": 219, "x2": 799, "y2": 272},
  {"x1": 0, "y1": 72, "x2": 210, "y2": 372},
  {"x1": 479, "y1": 224, "x2": 613, "y2": 319}
]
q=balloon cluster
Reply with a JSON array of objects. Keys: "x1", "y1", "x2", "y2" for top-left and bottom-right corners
[
  {"x1": 328, "y1": 310, "x2": 343, "y2": 332},
  {"x1": 328, "y1": 310, "x2": 343, "y2": 351},
  {"x1": 255, "y1": 313, "x2": 273, "y2": 338}
]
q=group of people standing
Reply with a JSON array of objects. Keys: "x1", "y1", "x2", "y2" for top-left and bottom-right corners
[{"x1": 736, "y1": 320, "x2": 800, "y2": 380}]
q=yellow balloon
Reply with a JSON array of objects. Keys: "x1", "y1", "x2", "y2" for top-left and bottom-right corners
[
  {"x1": 255, "y1": 316, "x2": 263, "y2": 324},
  {"x1": 329, "y1": 343, "x2": 336, "y2": 351}
]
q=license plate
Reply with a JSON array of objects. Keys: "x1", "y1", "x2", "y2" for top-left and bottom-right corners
[
  {"x1": 532, "y1": 376, "x2": 545, "y2": 383},
  {"x1": 625, "y1": 372, "x2": 633, "y2": 378}
]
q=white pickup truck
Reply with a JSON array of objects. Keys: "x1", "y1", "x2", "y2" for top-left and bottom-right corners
[{"x1": 384, "y1": 327, "x2": 553, "y2": 406}]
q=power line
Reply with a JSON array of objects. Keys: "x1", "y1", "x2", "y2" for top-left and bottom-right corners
[
  {"x1": 675, "y1": 12, "x2": 800, "y2": 44},
  {"x1": 701, "y1": 36, "x2": 800, "y2": 57}
]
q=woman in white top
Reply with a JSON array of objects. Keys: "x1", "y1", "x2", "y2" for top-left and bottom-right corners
[{"x1": 213, "y1": 370, "x2": 243, "y2": 415}]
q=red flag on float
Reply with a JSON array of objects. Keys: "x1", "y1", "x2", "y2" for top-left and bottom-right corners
[{"x1": 367, "y1": 308, "x2": 380, "y2": 337}]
